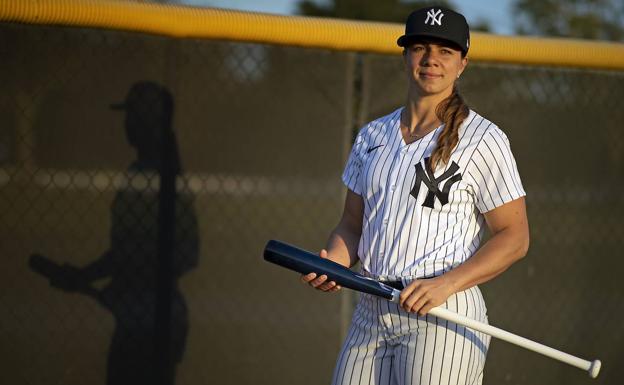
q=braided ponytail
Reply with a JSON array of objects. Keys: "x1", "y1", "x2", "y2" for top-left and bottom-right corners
[{"x1": 429, "y1": 84, "x2": 469, "y2": 171}]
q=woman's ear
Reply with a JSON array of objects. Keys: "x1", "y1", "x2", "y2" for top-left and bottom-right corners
[
  {"x1": 461, "y1": 56, "x2": 468, "y2": 72},
  {"x1": 457, "y1": 56, "x2": 469, "y2": 78}
]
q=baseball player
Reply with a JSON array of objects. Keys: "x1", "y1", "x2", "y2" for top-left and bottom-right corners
[{"x1": 302, "y1": 7, "x2": 529, "y2": 385}]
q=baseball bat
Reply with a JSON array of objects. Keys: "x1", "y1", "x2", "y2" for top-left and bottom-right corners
[
  {"x1": 28, "y1": 254, "x2": 101, "y2": 299},
  {"x1": 264, "y1": 239, "x2": 400, "y2": 302},
  {"x1": 29, "y1": 253, "x2": 68, "y2": 280},
  {"x1": 263, "y1": 240, "x2": 601, "y2": 379}
]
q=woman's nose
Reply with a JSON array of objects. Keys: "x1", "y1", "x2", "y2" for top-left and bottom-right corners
[
  {"x1": 420, "y1": 51, "x2": 433, "y2": 65},
  {"x1": 420, "y1": 49, "x2": 439, "y2": 66}
]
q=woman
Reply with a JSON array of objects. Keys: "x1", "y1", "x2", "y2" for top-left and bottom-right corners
[{"x1": 302, "y1": 6, "x2": 529, "y2": 385}]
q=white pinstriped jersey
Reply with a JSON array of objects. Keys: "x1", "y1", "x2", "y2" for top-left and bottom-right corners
[{"x1": 342, "y1": 107, "x2": 525, "y2": 280}]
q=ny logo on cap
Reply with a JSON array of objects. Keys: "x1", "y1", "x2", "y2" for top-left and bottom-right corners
[{"x1": 424, "y1": 9, "x2": 444, "y2": 26}]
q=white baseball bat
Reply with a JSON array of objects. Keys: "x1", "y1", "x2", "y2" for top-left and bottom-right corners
[{"x1": 394, "y1": 292, "x2": 602, "y2": 379}]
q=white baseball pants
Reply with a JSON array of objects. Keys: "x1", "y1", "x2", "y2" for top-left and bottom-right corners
[{"x1": 331, "y1": 286, "x2": 490, "y2": 385}]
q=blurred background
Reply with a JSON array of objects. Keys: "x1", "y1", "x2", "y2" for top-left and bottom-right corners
[
  {"x1": 1, "y1": 0, "x2": 623, "y2": 385},
  {"x1": 174, "y1": 0, "x2": 624, "y2": 39}
]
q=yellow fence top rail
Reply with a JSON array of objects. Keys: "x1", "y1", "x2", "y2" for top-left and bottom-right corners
[{"x1": 2, "y1": 0, "x2": 624, "y2": 70}]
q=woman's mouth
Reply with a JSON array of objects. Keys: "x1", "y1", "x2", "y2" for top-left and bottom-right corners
[{"x1": 419, "y1": 72, "x2": 442, "y2": 79}]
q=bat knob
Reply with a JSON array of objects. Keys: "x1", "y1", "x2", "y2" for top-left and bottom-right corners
[{"x1": 588, "y1": 359, "x2": 601, "y2": 379}]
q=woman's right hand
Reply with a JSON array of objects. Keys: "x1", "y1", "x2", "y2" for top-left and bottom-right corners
[{"x1": 300, "y1": 249, "x2": 342, "y2": 293}]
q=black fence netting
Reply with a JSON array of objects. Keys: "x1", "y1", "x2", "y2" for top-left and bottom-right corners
[{"x1": 1, "y1": 21, "x2": 623, "y2": 385}]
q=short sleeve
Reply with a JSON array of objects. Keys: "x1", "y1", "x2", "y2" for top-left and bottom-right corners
[
  {"x1": 467, "y1": 128, "x2": 526, "y2": 213},
  {"x1": 341, "y1": 134, "x2": 364, "y2": 195}
]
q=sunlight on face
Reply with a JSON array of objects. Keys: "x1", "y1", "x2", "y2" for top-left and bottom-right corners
[{"x1": 403, "y1": 38, "x2": 468, "y2": 97}]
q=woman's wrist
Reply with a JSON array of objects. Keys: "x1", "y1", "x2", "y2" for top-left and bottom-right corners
[{"x1": 439, "y1": 270, "x2": 462, "y2": 294}]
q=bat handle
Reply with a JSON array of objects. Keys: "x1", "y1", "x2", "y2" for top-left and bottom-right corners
[{"x1": 427, "y1": 307, "x2": 602, "y2": 379}]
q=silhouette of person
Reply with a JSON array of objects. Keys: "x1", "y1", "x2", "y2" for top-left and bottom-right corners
[{"x1": 30, "y1": 81, "x2": 199, "y2": 385}]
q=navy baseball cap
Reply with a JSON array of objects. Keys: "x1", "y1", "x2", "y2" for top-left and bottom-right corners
[{"x1": 397, "y1": 7, "x2": 470, "y2": 54}]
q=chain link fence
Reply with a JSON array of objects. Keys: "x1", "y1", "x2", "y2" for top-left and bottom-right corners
[
  {"x1": 1, "y1": 20, "x2": 623, "y2": 385},
  {"x1": 363, "y1": 54, "x2": 624, "y2": 385}
]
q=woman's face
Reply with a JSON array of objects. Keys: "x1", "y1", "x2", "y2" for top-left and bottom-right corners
[{"x1": 403, "y1": 38, "x2": 468, "y2": 97}]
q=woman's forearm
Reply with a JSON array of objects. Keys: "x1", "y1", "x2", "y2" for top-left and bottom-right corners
[
  {"x1": 325, "y1": 221, "x2": 361, "y2": 268},
  {"x1": 324, "y1": 189, "x2": 364, "y2": 268},
  {"x1": 442, "y1": 226, "x2": 529, "y2": 293}
]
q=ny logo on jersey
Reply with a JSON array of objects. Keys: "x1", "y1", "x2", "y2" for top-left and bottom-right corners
[
  {"x1": 424, "y1": 9, "x2": 444, "y2": 26},
  {"x1": 410, "y1": 158, "x2": 462, "y2": 208}
]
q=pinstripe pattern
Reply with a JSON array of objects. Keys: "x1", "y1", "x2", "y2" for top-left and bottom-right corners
[
  {"x1": 336, "y1": 107, "x2": 525, "y2": 384},
  {"x1": 341, "y1": 108, "x2": 525, "y2": 281},
  {"x1": 331, "y1": 287, "x2": 490, "y2": 385}
]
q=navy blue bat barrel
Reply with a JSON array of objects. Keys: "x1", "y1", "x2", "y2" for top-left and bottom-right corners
[{"x1": 263, "y1": 239, "x2": 395, "y2": 301}]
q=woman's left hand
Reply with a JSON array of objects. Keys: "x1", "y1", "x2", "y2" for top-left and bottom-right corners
[{"x1": 399, "y1": 276, "x2": 456, "y2": 316}]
